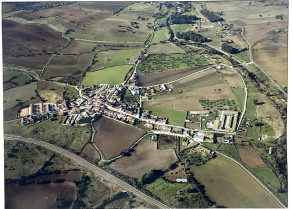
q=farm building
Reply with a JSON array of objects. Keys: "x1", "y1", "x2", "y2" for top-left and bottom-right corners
[
  {"x1": 213, "y1": 111, "x2": 238, "y2": 132},
  {"x1": 176, "y1": 179, "x2": 188, "y2": 183},
  {"x1": 192, "y1": 132, "x2": 205, "y2": 142},
  {"x1": 190, "y1": 111, "x2": 210, "y2": 117}
]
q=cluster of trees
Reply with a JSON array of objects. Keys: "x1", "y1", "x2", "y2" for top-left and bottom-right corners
[
  {"x1": 170, "y1": 14, "x2": 200, "y2": 24},
  {"x1": 9, "y1": 2, "x2": 72, "y2": 11},
  {"x1": 275, "y1": 14, "x2": 284, "y2": 20},
  {"x1": 200, "y1": 9, "x2": 223, "y2": 22},
  {"x1": 176, "y1": 31, "x2": 210, "y2": 43},
  {"x1": 221, "y1": 42, "x2": 246, "y2": 54}
]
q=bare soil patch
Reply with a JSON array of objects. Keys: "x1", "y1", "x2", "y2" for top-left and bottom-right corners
[
  {"x1": 262, "y1": 118, "x2": 285, "y2": 140},
  {"x1": 256, "y1": 93, "x2": 281, "y2": 118},
  {"x1": 37, "y1": 80, "x2": 63, "y2": 91},
  {"x1": 110, "y1": 140, "x2": 177, "y2": 178},
  {"x1": 253, "y1": 33, "x2": 288, "y2": 87},
  {"x1": 164, "y1": 162, "x2": 187, "y2": 182},
  {"x1": 223, "y1": 73, "x2": 244, "y2": 88},
  {"x1": 147, "y1": 43, "x2": 185, "y2": 54},
  {"x1": 237, "y1": 146, "x2": 266, "y2": 168},
  {"x1": 138, "y1": 65, "x2": 209, "y2": 87},
  {"x1": 2, "y1": 19, "x2": 67, "y2": 69},
  {"x1": 93, "y1": 116, "x2": 145, "y2": 160},
  {"x1": 222, "y1": 35, "x2": 247, "y2": 48}
]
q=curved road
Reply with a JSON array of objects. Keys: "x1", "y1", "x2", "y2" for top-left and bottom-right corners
[
  {"x1": 216, "y1": 151, "x2": 286, "y2": 208},
  {"x1": 4, "y1": 134, "x2": 170, "y2": 209}
]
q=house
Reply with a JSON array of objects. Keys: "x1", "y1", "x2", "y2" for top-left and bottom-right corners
[
  {"x1": 193, "y1": 132, "x2": 204, "y2": 142},
  {"x1": 71, "y1": 107, "x2": 80, "y2": 114}
]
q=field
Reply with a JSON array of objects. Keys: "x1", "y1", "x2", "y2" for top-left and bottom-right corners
[
  {"x1": 110, "y1": 140, "x2": 177, "y2": 178},
  {"x1": 75, "y1": 1, "x2": 133, "y2": 12},
  {"x1": 3, "y1": 70, "x2": 32, "y2": 87},
  {"x1": 163, "y1": 162, "x2": 187, "y2": 181},
  {"x1": 236, "y1": 146, "x2": 266, "y2": 168},
  {"x1": 158, "y1": 135, "x2": 178, "y2": 150},
  {"x1": 231, "y1": 87, "x2": 246, "y2": 112},
  {"x1": 91, "y1": 48, "x2": 143, "y2": 70},
  {"x1": 144, "y1": 104, "x2": 186, "y2": 127},
  {"x1": 61, "y1": 40, "x2": 98, "y2": 55},
  {"x1": 253, "y1": 32, "x2": 288, "y2": 87},
  {"x1": 93, "y1": 116, "x2": 145, "y2": 160},
  {"x1": 151, "y1": 27, "x2": 170, "y2": 44},
  {"x1": 172, "y1": 24, "x2": 193, "y2": 33},
  {"x1": 137, "y1": 54, "x2": 209, "y2": 75},
  {"x1": 4, "y1": 117, "x2": 91, "y2": 154},
  {"x1": 39, "y1": 89, "x2": 63, "y2": 103},
  {"x1": 223, "y1": 73, "x2": 244, "y2": 88},
  {"x1": 41, "y1": 53, "x2": 95, "y2": 80},
  {"x1": 82, "y1": 65, "x2": 132, "y2": 85},
  {"x1": 138, "y1": 65, "x2": 208, "y2": 87},
  {"x1": 191, "y1": 155, "x2": 282, "y2": 208},
  {"x1": 147, "y1": 42, "x2": 185, "y2": 54},
  {"x1": 2, "y1": 19, "x2": 67, "y2": 69},
  {"x1": 217, "y1": 144, "x2": 240, "y2": 161}
]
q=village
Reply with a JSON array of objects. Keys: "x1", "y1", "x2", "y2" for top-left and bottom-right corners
[{"x1": 19, "y1": 83, "x2": 237, "y2": 146}]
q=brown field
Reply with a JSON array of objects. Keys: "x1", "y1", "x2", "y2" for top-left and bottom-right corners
[
  {"x1": 39, "y1": 90, "x2": 63, "y2": 102},
  {"x1": 93, "y1": 116, "x2": 145, "y2": 160},
  {"x1": 223, "y1": 73, "x2": 244, "y2": 88},
  {"x1": 75, "y1": 1, "x2": 133, "y2": 12},
  {"x1": 206, "y1": 0, "x2": 288, "y2": 44},
  {"x1": 253, "y1": 33, "x2": 288, "y2": 87},
  {"x1": 256, "y1": 93, "x2": 281, "y2": 118},
  {"x1": 5, "y1": 182, "x2": 77, "y2": 209},
  {"x1": 2, "y1": 19, "x2": 67, "y2": 69},
  {"x1": 263, "y1": 118, "x2": 285, "y2": 140},
  {"x1": 138, "y1": 65, "x2": 209, "y2": 87},
  {"x1": 4, "y1": 106, "x2": 20, "y2": 121},
  {"x1": 147, "y1": 42, "x2": 185, "y2": 54},
  {"x1": 37, "y1": 80, "x2": 63, "y2": 91},
  {"x1": 222, "y1": 34, "x2": 247, "y2": 48},
  {"x1": 237, "y1": 146, "x2": 266, "y2": 168},
  {"x1": 164, "y1": 162, "x2": 187, "y2": 182},
  {"x1": 110, "y1": 140, "x2": 177, "y2": 178},
  {"x1": 61, "y1": 40, "x2": 98, "y2": 55},
  {"x1": 41, "y1": 53, "x2": 95, "y2": 79}
]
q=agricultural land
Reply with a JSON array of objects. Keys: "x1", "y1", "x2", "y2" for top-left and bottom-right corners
[{"x1": 2, "y1": 1, "x2": 288, "y2": 208}]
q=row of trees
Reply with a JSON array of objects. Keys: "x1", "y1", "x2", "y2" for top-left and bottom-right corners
[
  {"x1": 176, "y1": 31, "x2": 210, "y2": 43},
  {"x1": 200, "y1": 9, "x2": 223, "y2": 22},
  {"x1": 170, "y1": 14, "x2": 200, "y2": 24}
]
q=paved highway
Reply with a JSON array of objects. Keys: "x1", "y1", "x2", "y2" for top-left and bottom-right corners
[{"x1": 4, "y1": 134, "x2": 170, "y2": 209}]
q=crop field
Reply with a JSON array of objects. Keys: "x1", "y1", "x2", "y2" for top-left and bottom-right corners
[
  {"x1": 110, "y1": 140, "x2": 177, "y2": 178},
  {"x1": 41, "y1": 53, "x2": 95, "y2": 80},
  {"x1": 3, "y1": 70, "x2": 32, "y2": 87},
  {"x1": 93, "y1": 116, "x2": 145, "y2": 160},
  {"x1": 121, "y1": 2, "x2": 161, "y2": 16},
  {"x1": 91, "y1": 48, "x2": 143, "y2": 70},
  {"x1": 231, "y1": 88, "x2": 246, "y2": 112},
  {"x1": 236, "y1": 146, "x2": 266, "y2": 168},
  {"x1": 253, "y1": 32, "x2": 288, "y2": 87},
  {"x1": 205, "y1": 1, "x2": 289, "y2": 44},
  {"x1": 147, "y1": 42, "x2": 185, "y2": 54},
  {"x1": 75, "y1": 1, "x2": 133, "y2": 13},
  {"x1": 138, "y1": 65, "x2": 208, "y2": 87},
  {"x1": 137, "y1": 54, "x2": 209, "y2": 75},
  {"x1": 4, "y1": 117, "x2": 91, "y2": 154},
  {"x1": 191, "y1": 155, "x2": 282, "y2": 208},
  {"x1": 223, "y1": 73, "x2": 244, "y2": 88},
  {"x1": 61, "y1": 40, "x2": 98, "y2": 55},
  {"x1": 37, "y1": 80, "x2": 63, "y2": 91},
  {"x1": 82, "y1": 65, "x2": 132, "y2": 85},
  {"x1": 151, "y1": 27, "x2": 170, "y2": 44},
  {"x1": 2, "y1": 19, "x2": 67, "y2": 69},
  {"x1": 144, "y1": 104, "x2": 187, "y2": 127}
]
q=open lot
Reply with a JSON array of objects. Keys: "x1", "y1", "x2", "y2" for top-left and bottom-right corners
[
  {"x1": 41, "y1": 53, "x2": 95, "y2": 80},
  {"x1": 2, "y1": 19, "x2": 66, "y2": 69},
  {"x1": 138, "y1": 65, "x2": 208, "y2": 87},
  {"x1": 191, "y1": 155, "x2": 282, "y2": 208},
  {"x1": 147, "y1": 42, "x2": 185, "y2": 54},
  {"x1": 236, "y1": 146, "x2": 266, "y2": 168},
  {"x1": 93, "y1": 116, "x2": 145, "y2": 160},
  {"x1": 110, "y1": 140, "x2": 177, "y2": 178},
  {"x1": 253, "y1": 32, "x2": 288, "y2": 87},
  {"x1": 82, "y1": 65, "x2": 132, "y2": 85},
  {"x1": 223, "y1": 73, "x2": 244, "y2": 88}
]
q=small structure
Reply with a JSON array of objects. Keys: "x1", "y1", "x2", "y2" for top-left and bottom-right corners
[
  {"x1": 269, "y1": 147, "x2": 273, "y2": 155},
  {"x1": 176, "y1": 179, "x2": 188, "y2": 183}
]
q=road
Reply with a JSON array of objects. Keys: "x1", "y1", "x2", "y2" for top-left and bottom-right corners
[
  {"x1": 4, "y1": 134, "x2": 170, "y2": 209},
  {"x1": 216, "y1": 151, "x2": 286, "y2": 208}
]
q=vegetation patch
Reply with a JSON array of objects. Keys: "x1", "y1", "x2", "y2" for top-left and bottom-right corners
[
  {"x1": 147, "y1": 42, "x2": 185, "y2": 54},
  {"x1": 82, "y1": 65, "x2": 132, "y2": 85},
  {"x1": 151, "y1": 27, "x2": 170, "y2": 44}
]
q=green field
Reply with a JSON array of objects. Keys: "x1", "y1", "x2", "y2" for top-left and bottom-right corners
[
  {"x1": 151, "y1": 27, "x2": 170, "y2": 44},
  {"x1": 191, "y1": 155, "x2": 282, "y2": 208},
  {"x1": 231, "y1": 87, "x2": 246, "y2": 112},
  {"x1": 232, "y1": 50, "x2": 251, "y2": 63},
  {"x1": 4, "y1": 71, "x2": 32, "y2": 86},
  {"x1": 172, "y1": 24, "x2": 192, "y2": 33},
  {"x1": 91, "y1": 48, "x2": 143, "y2": 70},
  {"x1": 144, "y1": 177, "x2": 211, "y2": 208},
  {"x1": 4, "y1": 117, "x2": 91, "y2": 154},
  {"x1": 63, "y1": 86, "x2": 79, "y2": 101},
  {"x1": 82, "y1": 65, "x2": 132, "y2": 85},
  {"x1": 137, "y1": 53, "x2": 208, "y2": 75},
  {"x1": 145, "y1": 104, "x2": 186, "y2": 126},
  {"x1": 217, "y1": 144, "x2": 240, "y2": 161}
]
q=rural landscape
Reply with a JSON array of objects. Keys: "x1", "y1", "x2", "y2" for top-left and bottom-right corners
[{"x1": 2, "y1": 1, "x2": 288, "y2": 208}]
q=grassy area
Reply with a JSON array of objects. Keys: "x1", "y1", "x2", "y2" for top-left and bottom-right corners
[
  {"x1": 172, "y1": 24, "x2": 192, "y2": 33},
  {"x1": 4, "y1": 71, "x2": 32, "y2": 86},
  {"x1": 145, "y1": 104, "x2": 186, "y2": 126},
  {"x1": 4, "y1": 117, "x2": 91, "y2": 154},
  {"x1": 151, "y1": 27, "x2": 170, "y2": 44},
  {"x1": 82, "y1": 65, "x2": 132, "y2": 85},
  {"x1": 218, "y1": 144, "x2": 240, "y2": 161},
  {"x1": 231, "y1": 87, "x2": 246, "y2": 112},
  {"x1": 191, "y1": 155, "x2": 282, "y2": 208},
  {"x1": 137, "y1": 53, "x2": 208, "y2": 75},
  {"x1": 63, "y1": 86, "x2": 79, "y2": 101},
  {"x1": 232, "y1": 50, "x2": 251, "y2": 63},
  {"x1": 92, "y1": 48, "x2": 143, "y2": 70}
]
